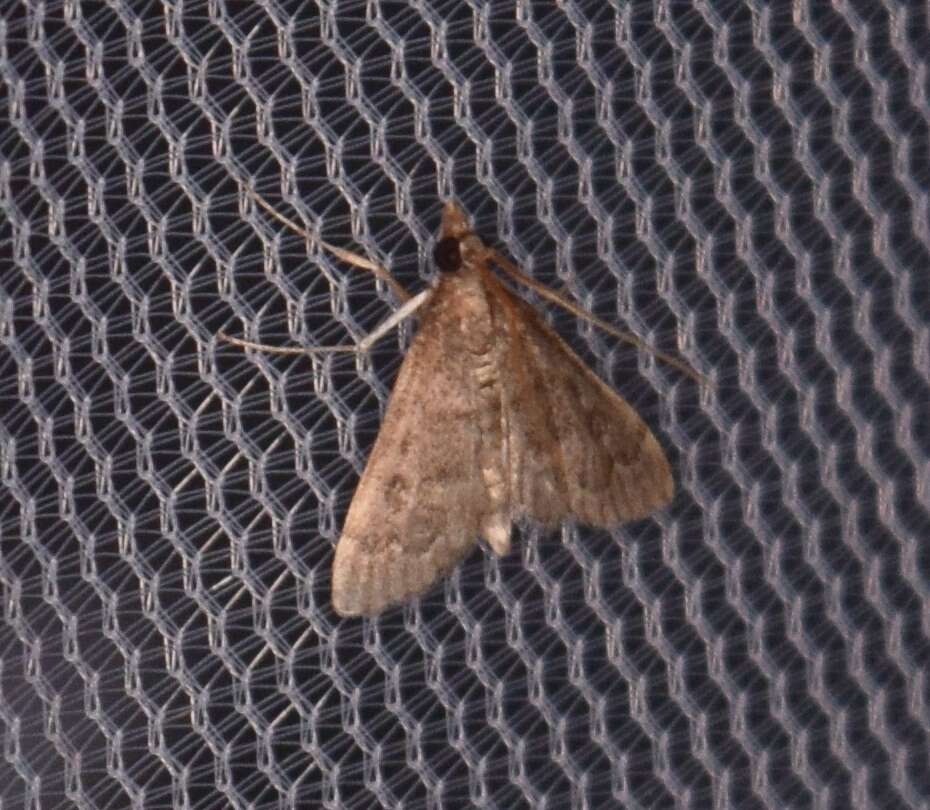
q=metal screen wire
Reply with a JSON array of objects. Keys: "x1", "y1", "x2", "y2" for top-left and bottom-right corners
[{"x1": 1, "y1": 2, "x2": 928, "y2": 808}]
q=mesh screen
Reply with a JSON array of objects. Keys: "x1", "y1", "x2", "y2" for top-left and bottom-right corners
[{"x1": 1, "y1": 1, "x2": 928, "y2": 808}]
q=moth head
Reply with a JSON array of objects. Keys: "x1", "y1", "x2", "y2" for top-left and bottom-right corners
[
  {"x1": 439, "y1": 200, "x2": 471, "y2": 238},
  {"x1": 436, "y1": 201, "x2": 485, "y2": 273}
]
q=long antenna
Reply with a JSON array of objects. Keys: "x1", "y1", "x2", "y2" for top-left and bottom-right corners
[
  {"x1": 247, "y1": 191, "x2": 411, "y2": 304},
  {"x1": 488, "y1": 248, "x2": 709, "y2": 387}
]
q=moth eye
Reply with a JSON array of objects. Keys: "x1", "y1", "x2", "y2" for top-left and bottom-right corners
[{"x1": 433, "y1": 236, "x2": 462, "y2": 272}]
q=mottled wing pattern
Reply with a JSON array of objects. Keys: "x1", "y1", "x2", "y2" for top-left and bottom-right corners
[
  {"x1": 483, "y1": 273, "x2": 674, "y2": 528},
  {"x1": 331, "y1": 272, "x2": 500, "y2": 616}
]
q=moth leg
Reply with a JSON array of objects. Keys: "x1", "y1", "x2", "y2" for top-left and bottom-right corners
[
  {"x1": 222, "y1": 190, "x2": 428, "y2": 356},
  {"x1": 219, "y1": 289, "x2": 432, "y2": 356},
  {"x1": 356, "y1": 289, "x2": 431, "y2": 352},
  {"x1": 217, "y1": 332, "x2": 357, "y2": 354}
]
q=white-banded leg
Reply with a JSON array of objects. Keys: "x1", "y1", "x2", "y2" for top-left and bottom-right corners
[
  {"x1": 221, "y1": 188, "x2": 430, "y2": 357},
  {"x1": 218, "y1": 288, "x2": 432, "y2": 356}
]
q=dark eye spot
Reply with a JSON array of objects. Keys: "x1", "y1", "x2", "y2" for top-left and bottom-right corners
[{"x1": 433, "y1": 237, "x2": 462, "y2": 272}]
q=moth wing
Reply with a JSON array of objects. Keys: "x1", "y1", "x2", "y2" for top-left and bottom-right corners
[
  {"x1": 489, "y1": 281, "x2": 674, "y2": 528},
  {"x1": 331, "y1": 277, "x2": 498, "y2": 616}
]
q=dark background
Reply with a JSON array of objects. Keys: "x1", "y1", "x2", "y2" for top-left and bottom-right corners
[{"x1": 0, "y1": 2, "x2": 927, "y2": 808}]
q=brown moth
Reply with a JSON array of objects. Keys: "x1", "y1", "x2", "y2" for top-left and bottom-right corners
[
  {"x1": 330, "y1": 202, "x2": 672, "y2": 616},
  {"x1": 224, "y1": 200, "x2": 676, "y2": 617}
]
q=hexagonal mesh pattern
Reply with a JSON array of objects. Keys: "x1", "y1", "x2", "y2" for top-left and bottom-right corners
[{"x1": 1, "y1": 2, "x2": 928, "y2": 808}]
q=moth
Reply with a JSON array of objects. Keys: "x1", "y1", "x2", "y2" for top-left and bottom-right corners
[{"x1": 224, "y1": 200, "x2": 681, "y2": 617}]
